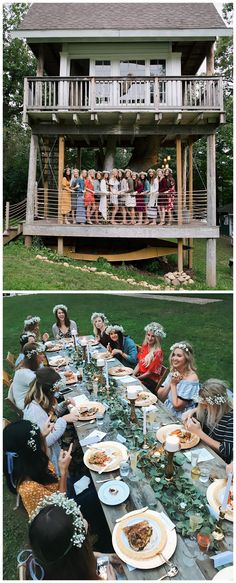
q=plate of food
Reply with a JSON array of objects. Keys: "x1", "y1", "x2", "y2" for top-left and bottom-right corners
[
  {"x1": 62, "y1": 370, "x2": 78, "y2": 385},
  {"x1": 156, "y1": 424, "x2": 200, "y2": 449},
  {"x1": 84, "y1": 441, "x2": 128, "y2": 473},
  {"x1": 72, "y1": 401, "x2": 105, "y2": 421},
  {"x1": 134, "y1": 391, "x2": 158, "y2": 407},
  {"x1": 212, "y1": 566, "x2": 234, "y2": 580},
  {"x1": 88, "y1": 339, "x2": 99, "y2": 346},
  {"x1": 112, "y1": 509, "x2": 177, "y2": 569},
  {"x1": 45, "y1": 341, "x2": 64, "y2": 352},
  {"x1": 48, "y1": 356, "x2": 68, "y2": 368},
  {"x1": 109, "y1": 366, "x2": 134, "y2": 377},
  {"x1": 98, "y1": 480, "x2": 130, "y2": 506},
  {"x1": 206, "y1": 479, "x2": 233, "y2": 522}
]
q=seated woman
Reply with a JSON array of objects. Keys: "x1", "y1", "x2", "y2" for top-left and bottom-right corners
[
  {"x1": 23, "y1": 367, "x2": 80, "y2": 474},
  {"x1": 91, "y1": 312, "x2": 110, "y2": 347},
  {"x1": 15, "y1": 331, "x2": 36, "y2": 368},
  {"x1": 27, "y1": 492, "x2": 120, "y2": 580},
  {"x1": 3, "y1": 420, "x2": 72, "y2": 516},
  {"x1": 133, "y1": 322, "x2": 166, "y2": 392},
  {"x1": 182, "y1": 379, "x2": 233, "y2": 464},
  {"x1": 12, "y1": 342, "x2": 46, "y2": 410},
  {"x1": 24, "y1": 315, "x2": 49, "y2": 343},
  {"x1": 106, "y1": 324, "x2": 138, "y2": 368},
  {"x1": 52, "y1": 304, "x2": 78, "y2": 339},
  {"x1": 157, "y1": 341, "x2": 199, "y2": 419}
]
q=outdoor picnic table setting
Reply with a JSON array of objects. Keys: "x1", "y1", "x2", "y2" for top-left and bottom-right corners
[{"x1": 45, "y1": 336, "x2": 234, "y2": 581}]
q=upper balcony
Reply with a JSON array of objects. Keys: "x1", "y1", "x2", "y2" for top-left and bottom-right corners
[{"x1": 23, "y1": 75, "x2": 224, "y2": 130}]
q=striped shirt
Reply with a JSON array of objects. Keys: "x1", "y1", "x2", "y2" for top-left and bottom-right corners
[{"x1": 203, "y1": 410, "x2": 233, "y2": 464}]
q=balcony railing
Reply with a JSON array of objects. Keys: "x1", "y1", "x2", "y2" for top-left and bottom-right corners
[{"x1": 24, "y1": 76, "x2": 223, "y2": 115}]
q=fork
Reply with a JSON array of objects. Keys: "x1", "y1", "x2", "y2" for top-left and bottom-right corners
[{"x1": 159, "y1": 551, "x2": 176, "y2": 568}]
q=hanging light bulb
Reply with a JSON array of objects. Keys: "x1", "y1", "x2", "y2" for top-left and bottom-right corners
[{"x1": 167, "y1": 155, "x2": 171, "y2": 161}]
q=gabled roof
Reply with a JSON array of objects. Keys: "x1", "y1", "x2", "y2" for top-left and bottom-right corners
[{"x1": 18, "y1": 2, "x2": 226, "y2": 31}]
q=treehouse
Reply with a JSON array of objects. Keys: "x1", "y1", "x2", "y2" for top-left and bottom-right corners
[{"x1": 13, "y1": 2, "x2": 231, "y2": 285}]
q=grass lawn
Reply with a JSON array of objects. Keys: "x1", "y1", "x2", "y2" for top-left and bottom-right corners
[
  {"x1": 3, "y1": 236, "x2": 233, "y2": 290},
  {"x1": 3, "y1": 292, "x2": 233, "y2": 579}
]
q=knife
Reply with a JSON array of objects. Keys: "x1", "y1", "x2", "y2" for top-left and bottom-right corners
[{"x1": 116, "y1": 506, "x2": 148, "y2": 523}]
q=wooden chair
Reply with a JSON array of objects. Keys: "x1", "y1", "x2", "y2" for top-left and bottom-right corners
[
  {"x1": 155, "y1": 366, "x2": 169, "y2": 393},
  {"x1": 3, "y1": 418, "x2": 11, "y2": 429},
  {"x1": 18, "y1": 563, "x2": 26, "y2": 580},
  {"x1": 6, "y1": 351, "x2": 16, "y2": 369},
  {"x1": 3, "y1": 369, "x2": 12, "y2": 388},
  {"x1": 5, "y1": 383, "x2": 23, "y2": 418}
]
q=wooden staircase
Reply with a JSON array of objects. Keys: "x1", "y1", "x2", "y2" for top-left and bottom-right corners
[{"x1": 3, "y1": 223, "x2": 23, "y2": 245}]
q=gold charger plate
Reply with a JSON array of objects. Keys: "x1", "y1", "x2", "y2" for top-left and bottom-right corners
[
  {"x1": 48, "y1": 356, "x2": 68, "y2": 368},
  {"x1": 207, "y1": 479, "x2": 233, "y2": 522},
  {"x1": 109, "y1": 366, "x2": 134, "y2": 377},
  {"x1": 156, "y1": 423, "x2": 200, "y2": 449},
  {"x1": 84, "y1": 441, "x2": 128, "y2": 473},
  {"x1": 74, "y1": 401, "x2": 105, "y2": 421},
  {"x1": 212, "y1": 566, "x2": 234, "y2": 580},
  {"x1": 135, "y1": 391, "x2": 158, "y2": 407},
  {"x1": 112, "y1": 509, "x2": 177, "y2": 569}
]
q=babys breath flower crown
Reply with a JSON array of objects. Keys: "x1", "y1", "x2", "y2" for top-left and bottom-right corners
[
  {"x1": 170, "y1": 342, "x2": 190, "y2": 353},
  {"x1": 91, "y1": 312, "x2": 109, "y2": 324},
  {"x1": 53, "y1": 304, "x2": 68, "y2": 315},
  {"x1": 27, "y1": 423, "x2": 39, "y2": 452},
  {"x1": 24, "y1": 343, "x2": 45, "y2": 359},
  {"x1": 144, "y1": 322, "x2": 166, "y2": 339},
  {"x1": 24, "y1": 316, "x2": 40, "y2": 327},
  {"x1": 197, "y1": 394, "x2": 228, "y2": 406},
  {"x1": 29, "y1": 492, "x2": 86, "y2": 550},
  {"x1": 106, "y1": 324, "x2": 124, "y2": 334}
]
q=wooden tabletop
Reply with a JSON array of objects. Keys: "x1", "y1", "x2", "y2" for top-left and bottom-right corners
[{"x1": 46, "y1": 339, "x2": 233, "y2": 580}]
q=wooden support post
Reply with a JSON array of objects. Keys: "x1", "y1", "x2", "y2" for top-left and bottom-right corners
[
  {"x1": 58, "y1": 237, "x2": 64, "y2": 255},
  {"x1": 189, "y1": 140, "x2": 193, "y2": 220},
  {"x1": 206, "y1": 42, "x2": 215, "y2": 75},
  {"x1": 43, "y1": 138, "x2": 49, "y2": 219},
  {"x1": 25, "y1": 235, "x2": 32, "y2": 248},
  {"x1": 26, "y1": 134, "x2": 38, "y2": 223},
  {"x1": 5, "y1": 201, "x2": 10, "y2": 232},
  {"x1": 207, "y1": 134, "x2": 216, "y2": 227},
  {"x1": 183, "y1": 146, "x2": 187, "y2": 208},
  {"x1": 188, "y1": 238, "x2": 193, "y2": 269},
  {"x1": 206, "y1": 239, "x2": 216, "y2": 287},
  {"x1": 176, "y1": 137, "x2": 182, "y2": 225},
  {"x1": 178, "y1": 238, "x2": 183, "y2": 272},
  {"x1": 58, "y1": 136, "x2": 65, "y2": 225}
]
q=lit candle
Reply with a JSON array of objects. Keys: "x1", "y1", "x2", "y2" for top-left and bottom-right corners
[
  {"x1": 80, "y1": 337, "x2": 87, "y2": 346},
  {"x1": 143, "y1": 408, "x2": 147, "y2": 435},
  {"x1": 221, "y1": 473, "x2": 233, "y2": 513},
  {"x1": 97, "y1": 358, "x2": 105, "y2": 368},
  {"x1": 127, "y1": 387, "x2": 138, "y2": 400},
  {"x1": 105, "y1": 360, "x2": 109, "y2": 385},
  {"x1": 165, "y1": 434, "x2": 180, "y2": 452}
]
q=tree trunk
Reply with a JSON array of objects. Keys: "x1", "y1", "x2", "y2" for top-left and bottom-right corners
[{"x1": 128, "y1": 136, "x2": 162, "y2": 171}]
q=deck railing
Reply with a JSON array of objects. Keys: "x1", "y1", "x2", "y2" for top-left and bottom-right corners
[
  {"x1": 24, "y1": 76, "x2": 223, "y2": 114},
  {"x1": 34, "y1": 188, "x2": 207, "y2": 225}
]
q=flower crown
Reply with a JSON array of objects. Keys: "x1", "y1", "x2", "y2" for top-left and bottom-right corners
[
  {"x1": 24, "y1": 316, "x2": 40, "y2": 327},
  {"x1": 27, "y1": 423, "x2": 39, "y2": 451},
  {"x1": 197, "y1": 394, "x2": 228, "y2": 406},
  {"x1": 170, "y1": 342, "x2": 190, "y2": 353},
  {"x1": 24, "y1": 342, "x2": 45, "y2": 359},
  {"x1": 53, "y1": 304, "x2": 68, "y2": 315},
  {"x1": 29, "y1": 492, "x2": 86, "y2": 550},
  {"x1": 106, "y1": 324, "x2": 124, "y2": 334},
  {"x1": 91, "y1": 312, "x2": 109, "y2": 324},
  {"x1": 145, "y1": 322, "x2": 166, "y2": 339}
]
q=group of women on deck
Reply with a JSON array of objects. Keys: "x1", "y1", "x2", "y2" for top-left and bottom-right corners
[
  {"x1": 61, "y1": 166, "x2": 176, "y2": 227},
  {"x1": 3, "y1": 304, "x2": 233, "y2": 579}
]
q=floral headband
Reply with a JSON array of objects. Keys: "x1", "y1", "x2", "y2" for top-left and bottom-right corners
[
  {"x1": 91, "y1": 312, "x2": 109, "y2": 324},
  {"x1": 106, "y1": 324, "x2": 124, "y2": 334},
  {"x1": 29, "y1": 492, "x2": 86, "y2": 550},
  {"x1": 145, "y1": 322, "x2": 166, "y2": 339},
  {"x1": 197, "y1": 394, "x2": 228, "y2": 406},
  {"x1": 24, "y1": 316, "x2": 40, "y2": 327},
  {"x1": 170, "y1": 342, "x2": 190, "y2": 353},
  {"x1": 53, "y1": 304, "x2": 68, "y2": 315},
  {"x1": 24, "y1": 343, "x2": 45, "y2": 359},
  {"x1": 27, "y1": 423, "x2": 39, "y2": 451}
]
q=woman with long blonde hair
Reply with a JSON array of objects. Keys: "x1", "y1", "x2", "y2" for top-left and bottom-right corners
[
  {"x1": 157, "y1": 341, "x2": 199, "y2": 418},
  {"x1": 133, "y1": 322, "x2": 165, "y2": 392},
  {"x1": 91, "y1": 312, "x2": 109, "y2": 347},
  {"x1": 182, "y1": 379, "x2": 233, "y2": 463}
]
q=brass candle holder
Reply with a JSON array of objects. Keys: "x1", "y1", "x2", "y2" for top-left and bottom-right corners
[
  {"x1": 164, "y1": 451, "x2": 174, "y2": 481},
  {"x1": 142, "y1": 434, "x2": 149, "y2": 450},
  {"x1": 212, "y1": 506, "x2": 225, "y2": 541},
  {"x1": 128, "y1": 398, "x2": 138, "y2": 424}
]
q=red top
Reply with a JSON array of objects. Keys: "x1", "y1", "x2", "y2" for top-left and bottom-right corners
[{"x1": 138, "y1": 344, "x2": 164, "y2": 381}]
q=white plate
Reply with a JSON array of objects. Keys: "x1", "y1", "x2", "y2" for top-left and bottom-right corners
[
  {"x1": 84, "y1": 441, "x2": 128, "y2": 473},
  {"x1": 207, "y1": 480, "x2": 233, "y2": 522},
  {"x1": 212, "y1": 566, "x2": 234, "y2": 580},
  {"x1": 98, "y1": 480, "x2": 130, "y2": 505}
]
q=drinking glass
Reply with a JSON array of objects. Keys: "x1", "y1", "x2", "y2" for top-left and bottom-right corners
[
  {"x1": 191, "y1": 452, "x2": 200, "y2": 478},
  {"x1": 189, "y1": 513, "x2": 202, "y2": 532},
  {"x1": 199, "y1": 466, "x2": 210, "y2": 483},
  {"x1": 129, "y1": 450, "x2": 139, "y2": 481},
  {"x1": 196, "y1": 532, "x2": 211, "y2": 559},
  {"x1": 119, "y1": 460, "x2": 130, "y2": 478},
  {"x1": 96, "y1": 411, "x2": 105, "y2": 428},
  {"x1": 77, "y1": 367, "x2": 83, "y2": 382},
  {"x1": 92, "y1": 380, "x2": 98, "y2": 397}
]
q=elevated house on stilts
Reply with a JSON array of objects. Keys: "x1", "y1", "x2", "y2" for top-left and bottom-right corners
[{"x1": 13, "y1": 2, "x2": 231, "y2": 286}]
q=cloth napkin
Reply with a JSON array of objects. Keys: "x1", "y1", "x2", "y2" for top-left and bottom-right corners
[
  {"x1": 73, "y1": 394, "x2": 89, "y2": 406},
  {"x1": 183, "y1": 447, "x2": 214, "y2": 463},
  {"x1": 118, "y1": 376, "x2": 138, "y2": 383},
  {"x1": 80, "y1": 430, "x2": 107, "y2": 446},
  {"x1": 73, "y1": 476, "x2": 90, "y2": 495}
]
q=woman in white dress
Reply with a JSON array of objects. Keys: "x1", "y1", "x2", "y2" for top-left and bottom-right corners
[
  {"x1": 147, "y1": 169, "x2": 159, "y2": 225},
  {"x1": 109, "y1": 168, "x2": 120, "y2": 224},
  {"x1": 125, "y1": 169, "x2": 136, "y2": 225},
  {"x1": 100, "y1": 171, "x2": 110, "y2": 222}
]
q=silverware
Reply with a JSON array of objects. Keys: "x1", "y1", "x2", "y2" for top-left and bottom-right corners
[
  {"x1": 159, "y1": 552, "x2": 176, "y2": 569},
  {"x1": 96, "y1": 476, "x2": 122, "y2": 484},
  {"x1": 157, "y1": 566, "x2": 179, "y2": 580},
  {"x1": 76, "y1": 419, "x2": 95, "y2": 428},
  {"x1": 116, "y1": 506, "x2": 148, "y2": 523}
]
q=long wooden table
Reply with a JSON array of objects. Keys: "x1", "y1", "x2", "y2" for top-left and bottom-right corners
[{"x1": 46, "y1": 339, "x2": 233, "y2": 580}]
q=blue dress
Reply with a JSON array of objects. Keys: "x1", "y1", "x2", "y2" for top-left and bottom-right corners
[
  {"x1": 162, "y1": 372, "x2": 199, "y2": 419},
  {"x1": 75, "y1": 177, "x2": 86, "y2": 224}
]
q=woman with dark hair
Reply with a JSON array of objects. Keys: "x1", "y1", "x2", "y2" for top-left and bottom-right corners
[
  {"x1": 52, "y1": 304, "x2": 78, "y2": 338},
  {"x1": 3, "y1": 420, "x2": 72, "y2": 515},
  {"x1": 94, "y1": 171, "x2": 102, "y2": 224},
  {"x1": 158, "y1": 167, "x2": 175, "y2": 226},
  {"x1": 15, "y1": 331, "x2": 36, "y2": 368},
  {"x1": 12, "y1": 342, "x2": 46, "y2": 410},
  {"x1": 23, "y1": 367, "x2": 79, "y2": 474},
  {"x1": 24, "y1": 315, "x2": 49, "y2": 343},
  {"x1": 135, "y1": 173, "x2": 145, "y2": 224},
  {"x1": 61, "y1": 167, "x2": 72, "y2": 224},
  {"x1": 106, "y1": 324, "x2": 138, "y2": 368},
  {"x1": 91, "y1": 312, "x2": 110, "y2": 347}
]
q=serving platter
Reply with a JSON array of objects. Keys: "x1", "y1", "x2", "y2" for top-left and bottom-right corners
[
  {"x1": 72, "y1": 401, "x2": 105, "y2": 421},
  {"x1": 109, "y1": 366, "x2": 134, "y2": 377},
  {"x1": 84, "y1": 441, "x2": 128, "y2": 473},
  {"x1": 156, "y1": 423, "x2": 200, "y2": 449},
  {"x1": 206, "y1": 479, "x2": 233, "y2": 522},
  {"x1": 134, "y1": 391, "x2": 158, "y2": 407}
]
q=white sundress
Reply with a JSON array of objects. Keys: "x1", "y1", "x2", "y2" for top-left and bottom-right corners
[
  {"x1": 147, "y1": 178, "x2": 159, "y2": 218},
  {"x1": 109, "y1": 178, "x2": 119, "y2": 205},
  {"x1": 99, "y1": 178, "x2": 109, "y2": 220}
]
